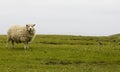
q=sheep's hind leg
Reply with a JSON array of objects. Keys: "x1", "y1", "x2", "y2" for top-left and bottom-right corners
[{"x1": 6, "y1": 38, "x2": 10, "y2": 48}]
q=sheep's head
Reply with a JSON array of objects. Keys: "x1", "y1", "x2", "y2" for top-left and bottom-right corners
[{"x1": 26, "y1": 24, "x2": 36, "y2": 34}]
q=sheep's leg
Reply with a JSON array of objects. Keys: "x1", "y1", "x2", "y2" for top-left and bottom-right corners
[
  {"x1": 24, "y1": 43, "x2": 27, "y2": 49},
  {"x1": 12, "y1": 40, "x2": 14, "y2": 48},
  {"x1": 27, "y1": 43, "x2": 29, "y2": 49},
  {"x1": 24, "y1": 42, "x2": 29, "y2": 49},
  {"x1": 6, "y1": 41, "x2": 9, "y2": 48},
  {"x1": 6, "y1": 38, "x2": 10, "y2": 48}
]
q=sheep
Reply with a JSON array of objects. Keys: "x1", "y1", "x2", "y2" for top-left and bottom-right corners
[{"x1": 6, "y1": 24, "x2": 36, "y2": 49}]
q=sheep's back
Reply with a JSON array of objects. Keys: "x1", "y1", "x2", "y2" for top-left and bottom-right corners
[
  {"x1": 7, "y1": 25, "x2": 27, "y2": 41},
  {"x1": 8, "y1": 25, "x2": 26, "y2": 35}
]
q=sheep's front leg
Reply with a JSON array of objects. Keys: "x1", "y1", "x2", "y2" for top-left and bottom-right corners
[{"x1": 24, "y1": 42, "x2": 29, "y2": 49}]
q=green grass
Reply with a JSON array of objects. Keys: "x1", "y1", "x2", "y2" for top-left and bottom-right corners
[{"x1": 0, "y1": 35, "x2": 120, "y2": 72}]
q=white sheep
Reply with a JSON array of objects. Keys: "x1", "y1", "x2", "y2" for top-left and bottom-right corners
[{"x1": 6, "y1": 24, "x2": 36, "y2": 49}]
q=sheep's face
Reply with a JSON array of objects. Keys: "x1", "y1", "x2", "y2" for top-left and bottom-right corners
[{"x1": 26, "y1": 24, "x2": 36, "y2": 33}]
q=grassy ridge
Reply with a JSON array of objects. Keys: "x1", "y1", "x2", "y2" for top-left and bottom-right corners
[{"x1": 0, "y1": 35, "x2": 120, "y2": 72}]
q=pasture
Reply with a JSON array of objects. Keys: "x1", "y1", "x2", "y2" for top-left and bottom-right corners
[{"x1": 0, "y1": 35, "x2": 120, "y2": 72}]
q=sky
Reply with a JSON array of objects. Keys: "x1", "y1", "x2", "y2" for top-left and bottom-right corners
[{"x1": 0, "y1": 0, "x2": 120, "y2": 36}]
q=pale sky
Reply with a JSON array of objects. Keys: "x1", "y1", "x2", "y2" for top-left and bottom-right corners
[{"x1": 0, "y1": 0, "x2": 120, "y2": 36}]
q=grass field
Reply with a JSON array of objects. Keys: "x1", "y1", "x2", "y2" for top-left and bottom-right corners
[{"x1": 0, "y1": 35, "x2": 120, "y2": 72}]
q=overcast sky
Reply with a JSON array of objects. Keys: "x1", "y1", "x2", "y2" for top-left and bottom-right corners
[{"x1": 0, "y1": 0, "x2": 120, "y2": 36}]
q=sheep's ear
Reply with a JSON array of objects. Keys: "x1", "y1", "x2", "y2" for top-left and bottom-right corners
[
  {"x1": 26, "y1": 24, "x2": 29, "y2": 27},
  {"x1": 33, "y1": 24, "x2": 36, "y2": 27}
]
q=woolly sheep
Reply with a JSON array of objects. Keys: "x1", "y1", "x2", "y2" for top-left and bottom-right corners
[{"x1": 6, "y1": 24, "x2": 36, "y2": 49}]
